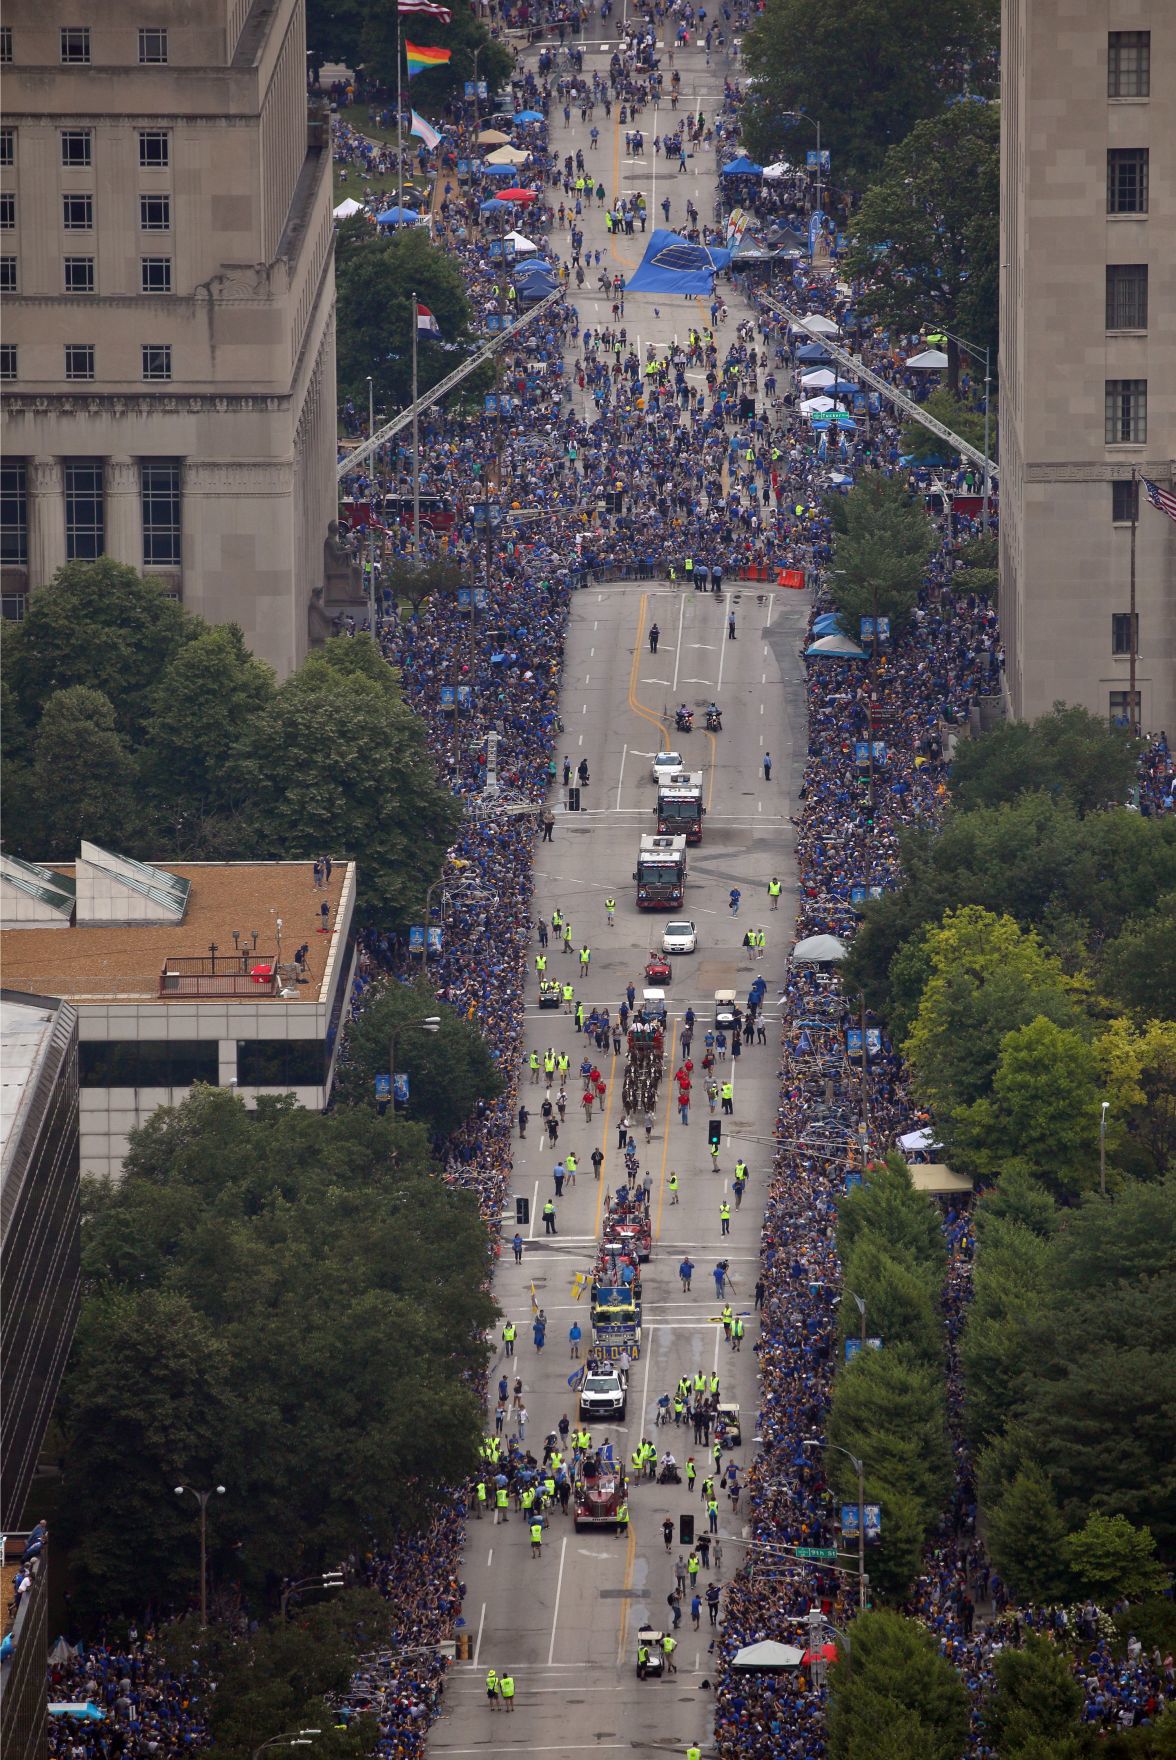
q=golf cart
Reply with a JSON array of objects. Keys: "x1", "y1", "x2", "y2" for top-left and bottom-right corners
[
  {"x1": 715, "y1": 1401, "x2": 742, "y2": 1449},
  {"x1": 636, "y1": 1626, "x2": 666, "y2": 1679},
  {"x1": 715, "y1": 989, "x2": 739, "y2": 1032}
]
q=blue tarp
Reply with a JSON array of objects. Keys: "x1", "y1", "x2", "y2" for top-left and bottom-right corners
[
  {"x1": 627, "y1": 229, "x2": 733, "y2": 296},
  {"x1": 513, "y1": 109, "x2": 544, "y2": 123},
  {"x1": 812, "y1": 613, "x2": 842, "y2": 635},
  {"x1": 721, "y1": 154, "x2": 763, "y2": 177}
]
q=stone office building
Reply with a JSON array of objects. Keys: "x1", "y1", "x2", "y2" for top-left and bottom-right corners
[
  {"x1": 999, "y1": 4, "x2": 1175, "y2": 735},
  {"x1": 0, "y1": 0, "x2": 337, "y2": 677}
]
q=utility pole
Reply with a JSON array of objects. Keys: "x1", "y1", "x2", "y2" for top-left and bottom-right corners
[{"x1": 174, "y1": 1484, "x2": 225, "y2": 1628}]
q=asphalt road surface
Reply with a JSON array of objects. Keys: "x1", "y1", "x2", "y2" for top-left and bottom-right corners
[{"x1": 429, "y1": 28, "x2": 808, "y2": 1760}]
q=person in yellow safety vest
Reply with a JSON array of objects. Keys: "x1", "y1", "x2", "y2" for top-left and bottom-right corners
[
  {"x1": 694, "y1": 1370, "x2": 706, "y2": 1395},
  {"x1": 720, "y1": 1199, "x2": 731, "y2": 1236},
  {"x1": 521, "y1": 1485, "x2": 534, "y2": 1514},
  {"x1": 617, "y1": 1499, "x2": 629, "y2": 1527},
  {"x1": 475, "y1": 1480, "x2": 487, "y2": 1517},
  {"x1": 709, "y1": 1372, "x2": 720, "y2": 1395},
  {"x1": 732, "y1": 1316, "x2": 744, "y2": 1349},
  {"x1": 552, "y1": 908, "x2": 562, "y2": 932},
  {"x1": 486, "y1": 1667, "x2": 499, "y2": 1708},
  {"x1": 687, "y1": 1551, "x2": 701, "y2": 1586},
  {"x1": 529, "y1": 1049, "x2": 541, "y2": 1082},
  {"x1": 637, "y1": 1640, "x2": 651, "y2": 1679},
  {"x1": 544, "y1": 1049, "x2": 556, "y2": 1077},
  {"x1": 562, "y1": 981, "x2": 575, "y2": 1012},
  {"x1": 668, "y1": 1170, "x2": 679, "y2": 1204},
  {"x1": 707, "y1": 1494, "x2": 719, "y2": 1532},
  {"x1": 646, "y1": 1441, "x2": 658, "y2": 1478},
  {"x1": 686, "y1": 1745, "x2": 701, "y2": 1760},
  {"x1": 674, "y1": 1392, "x2": 686, "y2": 1421},
  {"x1": 662, "y1": 1632, "x2": 678, "y2": 1673},
  {"x1": 557, "y1": 1052, "x2": 570, "y2": 1077},
  {"x1": 684, "y1": 556, "x2": 693, "y2": 577},
  {"x1": 721, "y1": 1080, "x2": 734, "y2": 1115},
  {"x1": 668, "y1": 564, "x2": 677, "y2": 584},
  {"x1": 566, "y1": 1152, "x2": 577, "y2": 1184},
  {"x1": 503, "y1": 1320, "x2": 516, "y2": 1356},
  {"x1": 530, "y1": 1518, "x2": 544, "y2": 1557},
  {"x1": 500, "y1": 1673, "x2": 515, "y2": 1711},
  {"x1": 721, "y1": 1302, "x2": 733, "y2": 1339},
  {"x1": 768, "y1": 876, "x2": 782, "y2": 909},
  {"x1": 535, "y1": 951, "x2": 547, "y2": 976},
  {"x1": 495, "y1": 1485, "x2": 509, "y2": 1522},
  {"x1": 685, "y1": 1457, "x2": 696, "y2": 1488},
  {"x1": 605, "y1": 895, "x2": 616, "y2": 924},
  {"x1": 631, "y1": 1445, "x2": 644, "y2": 1475},
  {"x1": 580, "y1": 944, "x2": 591, "y2": 971},
  {"x1": 562, "y1": 920, "x2": 573, "y2": 951}
]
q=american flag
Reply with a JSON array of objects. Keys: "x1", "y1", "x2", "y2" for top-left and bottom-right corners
[
  {"x1": 1143, "y1": 477, "x2": 1176, "y2": 525},
  {"x1": 398, "y1": 0, "x2": 453, "y2": 17}
]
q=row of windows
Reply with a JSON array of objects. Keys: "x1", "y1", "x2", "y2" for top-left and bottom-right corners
[
  {"x1": 0, "y1": 342, "x2": 173, "y2": 381},
  {"x1": 1, "y1": 190, "x2": 171, "y2": 229},
  {"x1": 0, "y1": 254, "x2": 174, "y2": 294},
  {"x1": 1, "y1": 26, "x2": 168, "y2": 66},
  {"x1": 76, "y1": 1039, "x2": 328, "y2": 1089},
  {"x1": 0, "y1": 458, "x2": 182, "y2": 568},
  {"x1": 0, "y1": 129, "x2": 172, "y2": 170}
]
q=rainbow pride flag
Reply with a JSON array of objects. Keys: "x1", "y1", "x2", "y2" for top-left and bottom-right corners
[{"x1": 404, "y1": 40, "x2": 451, "y2": 76}]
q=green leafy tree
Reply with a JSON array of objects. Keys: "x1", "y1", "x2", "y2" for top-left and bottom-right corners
[
  {"x1": 383, "y1": 556, "x2": 465, "y2": 614},
  {"x1": 306, "y1": 0, "x2": 366, "y2": 68},
  {"x1": 827, "y1": 1347, "x2": 953, "y2": 1528},
  {"x1": 863, "y1": 1482, "x2": 936, "y2": 1603},
  {"x1": 62, "y1": 1089, "x2": 495, "y2": 1611},
  {"x1": 900, "y1": 388, "x2": 996, "y2": 479},
  {"x1": 1063, "y1": 1513, "x2": 1169, "y2": 1605},
  {"x1": 837, "y1": 1153, "x2": 946, "y2": 1282},
  {"x1": 1097, "y1": 1018, "x2": 1176, "y2": 1184},
  {"x1": 334, "y1": 978, "x2": 502, "y2": 1134},
  {"x1": 232, "y1": 642, "x2": 462, "y2": 924},
  {"x1": 983, "y1": 1634, "x2": 1087, "y2": 1757},
  {"x1": 1100, "y1": 895, "x2": 1176, "y2": 1020},
  {"x1": 954, "y1": 1017, "x2": 1102, "y2": 1199},
  {"x1": 336, "y1": 216, "x2": 482, "y2": 408},
  {"x1": 740, "y1": 0, "x2": 997, "y2": 185},
  {"x1": 884, "y1": 929, "x2": 936, "y2": 1049},
  {"x1": 827, "y1": 1609, "x2": 971, "y2": 1760},
  {"x1": 903, "y1": 908, "x2": 1077, "y2": 1134},
  {"x1": 24, "y1": 686, "x2": 143, "y2": 856},
  {"x1": 141, "y1": 624, "x2": 275, "y2": 846},
  {"x1": 842, "y1": 102, "x2": 1000, "y2": 383},
  {"x1": 950, "y1": 704, "x2": 1138, "y2": 818},
  {"x1": 838, "y1": 1235, "x2": 943, "y2": 1367},
  {"x1": 829, "y1": 475, "x2": 935, "y2": 640},
  {"x1": 3, "y1": 558, "x2": 195, "y2": 738},
  {"x1": 985, "y1": 1469, "x2": 1072, "y2": 1605},
  {"x1": 977, "y1": 1165, "x2": 1060, "y2": 1238},
  {"x1": 961, "y1": 1210, "x2": 1051, "y2": 1448}
]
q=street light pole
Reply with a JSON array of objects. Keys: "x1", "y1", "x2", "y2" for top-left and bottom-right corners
[
  {"x1": 174, "y1": 1484, "x2": 225, "y2": 1628},
  {"x1": 279, "y1": 1571, "x2": 345, "y2": 1621},
  {"x1": 253, "y1": 1731, "x2": 322, "y2": 1760},
  {"x1": 1099, "y1": 1100, "x2": 1109, "y2": 1196},
  {"x1": 366, "y1": 375, "x2": 377, "y2": 622},
  {"x1": 803, "y1": 1440, "x2": 867, "y2": 1610}
]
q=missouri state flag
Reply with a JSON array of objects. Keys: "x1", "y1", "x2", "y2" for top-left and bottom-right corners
[
  {"x1": 405, "y1": 40, "x2": 452, "y2": 76},
  {"x1": 416, "y1": 303, "x2": 442, "y2": 337}
]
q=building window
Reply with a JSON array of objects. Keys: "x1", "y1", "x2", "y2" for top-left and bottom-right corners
[
  {"x1": 138, "y1": 27, "x2": 168, "y2": 63},
  {"x1": 0, "y1": 128, "x2": 13, "y2": 166},
  {"x1": 141, "y1": 460, "x2": 182, "y2": 566},
  {"x1": 63, "y1": 192, "x2": 94, "y2": 230},
  {"x1": 140, "y1": 255, "x2": 172, "y2": 294},
  {"x1": 139, "y1": 193, "x2": 170, "y2": 230},
  {"x1": 59, "y1": 27, "x2": 91, "y2": 63},
  {"x1": 1, "y1": 460, "x2": 28, "y2": 565},
  {"x1": 0, "y1": 344, "x2": 16, "y2": 380},
  {"x1": 1108, "y1": 30, "x2": 1150, "y2": 98},
  {"x1": 138, "y1": 130, "x2": 170, "y2": 169},
  {"x1": 0, "y1": 193, "x2": 14, "y2": 230},
  {"x1": 0, "y1": 26, "x2": 11, "y2": 63},
  {"x1": 1111, "y1": 613, "x2": 1139, "y2": 657},
  {"x1": 0, "y1": 257, "x2": 16, "y2": 293},
  {"x1": 236, "y1": 1039, "x2": 329, "y2": 1088},
  {"x1": 1112, "y1": 479, "x2": 1139, "y2": 523},
  {"x1": 61, "y1": 129, "x2": 92, "y2": 167},
  {"x1": 1109, "y1": 690, "x2": 1140, "y2": 730},
  {"x1": 1107, "y1": 148, "x2": 1148, "y2": 214},
  {"x1": 1106, "y1": 263, "x2": 1148, "y2": 330},
  {"x1": 64, "y1": 460, "x2": 105, "y2": 560},
  {"x1": 141, "y1": 344, "x2": 172, "y2": 382},
  {"x1": 64, "y1": 343, "x2": 95, "y2": 380},
  {"x1": 79, "y1": 1040, "x2": 220, "y2": 1088},
  {"x1": 64, "y1": 255, "x2": 95, "y2": 293},
  {"x1": 1105, "y1": 379, "x2": 1147, "y2": 445}
]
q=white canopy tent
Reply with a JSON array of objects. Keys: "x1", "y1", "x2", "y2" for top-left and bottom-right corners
[
  {"x1": 485, "y1": 144, "x2": 531, "y2": 165},
  {"x1": 800, "y1": 312, "x2": 840, "y2": 336},
  {"x1": 905, "y1": 347, "x2": 949, "y2": 370},
  {"x1": 761, "y1": 160, "x2": 794, "y2": 180},
  {"x1": 791, "y1": 933, "x2": 848, "y2": 963},
  {"x1": 731, "y1": 1640, "x2": 806, "y2": 1670},
  {"x1": 898, "y1": 1126, "x2": 943, "y2": 1154},
  {"x1": 799, "y1": 368, "x2": 837, "y2": 389},
  {"x1": 505, "y1": 229, "x2": 540, "y2": 254},
  {"x1": 800, "y1": 395, "x2": 838, "y2": 415},
  {"x1": 332, "y1": 197, "x2": 363, "y2": 219}
]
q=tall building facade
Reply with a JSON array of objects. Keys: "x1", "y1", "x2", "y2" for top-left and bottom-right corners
[
  {"x1": 1000, "y1": 4, "x2": 1175, "y2": 736},
  {"x1": 0, "y1": 0, "x2": 337, "y2": 677}
]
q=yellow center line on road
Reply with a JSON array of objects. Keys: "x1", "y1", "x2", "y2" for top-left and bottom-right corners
[{"x1": 626, "y1": 592, "x2": 669, "y2": 747}]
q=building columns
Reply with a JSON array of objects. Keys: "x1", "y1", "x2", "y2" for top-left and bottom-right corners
[
  {"x1": 104, "y1": 457, "x2": 141, "y2": 570},
  {"x1": 27, "y1": 457, "x2": 65, "y2": 588}
]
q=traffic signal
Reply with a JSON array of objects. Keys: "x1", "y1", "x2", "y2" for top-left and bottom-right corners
[
  {"x1": 515, "y1": 1196, "x2": 530, "y2": 1225},
  {"x1": 708, "y1": 1120, "x2": 722, "y2": 1148},
  {"x1": 679, "y1": 1513, "x2": 695, "y2": 1545}
]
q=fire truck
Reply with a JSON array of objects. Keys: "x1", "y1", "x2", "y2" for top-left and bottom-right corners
[
  {"x1": 634, "y1": 835, "x2": 687, "y2": 910},
  {"x1": 573, "y1": 1456, "x2": 629, "y2": 1531},
  {"x1": 655, "y1": 771, "x2": 705, "y2": 844}
]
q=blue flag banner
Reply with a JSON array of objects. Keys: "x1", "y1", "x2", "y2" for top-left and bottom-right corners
[
  {"x1": 846, "y1": 1027, "x2": 863, "y2": 1057},
  {"x1": 426, "y1": 927, "x2": 443, "y2": 954},
  {"x1": 393, "y1": 1073, "x2": 410, "y2": 1105},
  {"x1": 408, "y1": 926, "x2": 426, "y2": 954},
  {"x1": 374, "y1": 1073, "x2": 392, "y2": 1100},
  {"x1": 628, "y1": 229, "x2": 733, "y2": 295}
]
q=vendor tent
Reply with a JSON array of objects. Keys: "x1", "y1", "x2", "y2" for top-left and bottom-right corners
[
  {"x1": 505, "y1": 230, "x2": 539, "y2": 254},
  {"x1": 800, "y1": 395, "x2": 837, "y2": 414},
  {"x1": 801, "y1": 312, "x2": 840, "y2": 336},
  {"x1": 792, "y1": 933, "x2": 848, "y2": 963},
  {"x1": 513, "y1": 109, "x2": 545, "y2": 123},
  {"x1": 721, "y1": 154, "x2": 763, "y2": 177},
  {"x1": 731, "y1": 1641, "x2": 806, "y2": 1671},
  {"x1": 906, "y1": 347, "x2": 949, "y2": 370},
  {"x1": 761, "y1": 160, "x2": 794, "y2": 180},
  {"x1": 811, "y1": 612, "x2": 842, "y2": 635},
  {"x1": 332, "y1": 197, "x2": 363, "y2": 219},
  {"x1": 805, "y1": 633, "x2": 867, "y2": 658},
  {"x1": 800, "y1": 368, "x2": 837, "y2": 389},
  {"x1": 909, "y1": 1164, "x2": 975, "y2": 1196},
  {"x1": 898, "y1": 1126, "x2": 943, "y2": 1154},
  {"x1": 485, "y1": 144, "x2": 531, "y2": 164},
  {"x1": 376, "y1": 205, "x2": 425, "y2": 226},
  {"x1": 476, "y1": 128, "x2": 510, "y2": 144},
  {"x1": 795, "y1": 342, "x2": 833, "y2": 364}
]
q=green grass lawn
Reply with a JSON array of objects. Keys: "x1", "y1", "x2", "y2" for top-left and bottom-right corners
[{"x1": 333, "y1": 104, "x2": 435, "y2": 208}]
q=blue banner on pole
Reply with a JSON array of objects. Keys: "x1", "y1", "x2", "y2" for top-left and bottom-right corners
[
  {"x1": 842, "y1": 1503, "x2": 880, "y2": 1538},
  {"x1": 426, "y1": 927, "x2": 443, "y2": 954},
  {"x1": 846, "y1": 1027, "x2": 863, "y2": 1057},
  {"x1": 393, "y1": 1073, "x2": 410, "y2": 1105},
  {"x1": 440, "y1": 685, "x2": 456, "y2": 711},
  {"x1": 408, "y1": 926, "x2": 426, "y2": 955},
  {"x1": 374, "y1": 1073, "x2": 392, "y2": 1101}
]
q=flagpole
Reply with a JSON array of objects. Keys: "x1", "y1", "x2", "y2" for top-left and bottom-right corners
[
  {"x1": 397, "y1": 16, "x2": 404, "y2": 218},
  {"x1": 412, "y1": 290, "x2": 421, "y2": 557}
]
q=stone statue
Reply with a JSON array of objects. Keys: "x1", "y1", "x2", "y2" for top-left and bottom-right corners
[
  {"x1": 323, "y1": 518, "x2": 362, "y2": 603},
  {"x1": 307, "y1": 585, "x2": 335, "y2": 648}
]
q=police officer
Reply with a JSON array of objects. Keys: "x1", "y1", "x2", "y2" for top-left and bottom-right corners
[{"x1": 543, "y1": 1198, "x2": 558, "y2": 1235}]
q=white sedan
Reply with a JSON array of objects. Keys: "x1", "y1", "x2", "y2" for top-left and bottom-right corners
[
  {"x1": 661, "y1": 919, "x2": 698, "y2": 954},
  {"x1": 651, "y1": 750, "x2": 686, "y2": 782}
]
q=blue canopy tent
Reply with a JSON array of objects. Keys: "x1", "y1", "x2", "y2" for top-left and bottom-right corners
[
  {"x1": 480, "y1": 162, "x2": 517, "y2": 176},
  {"x1": 376, "y1": 205, "x2": 424, "y2": 226},
  {"x1": 721, "y1": 154, "x2": 763, "y2": 177},
  {"x1": 480, "y1": 197, "x2": 514, "y2": 212},
  {"x1": 628, "y1": 229, "x2": 732, "y2": 296},
  {"x1": 795, "y1": 342, "x2": 833, "y2": 363},
  {"x1": 830, "y1": 378, "x2": 859, "y2": 396},
  {"x1": 513, "y1": 109, "x2": 545, "y2": 123},
  {"x1": 812, "y1": 612, "x2": 842, "y2": 636}
]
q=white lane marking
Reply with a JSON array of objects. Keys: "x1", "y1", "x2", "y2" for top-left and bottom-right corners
[
  {"x1": 716, "y1": 593, "x2": 731, "y2": 693},
  {"x1": 548, "y1": 1534, "x2": 569, "y2": 1666},
  {"x1": 672, "y1": 586, "x2": 687, "y2": 693},
  {"x1": 473, "y1": 1600, "x2": 486, "y2": 1669},
  {"x1": 528, "y1": 1179, "x2": 539, "y2": 1239},
  {"x1": 615, "y1": 743, "x2": 628, "y2": 811}
]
